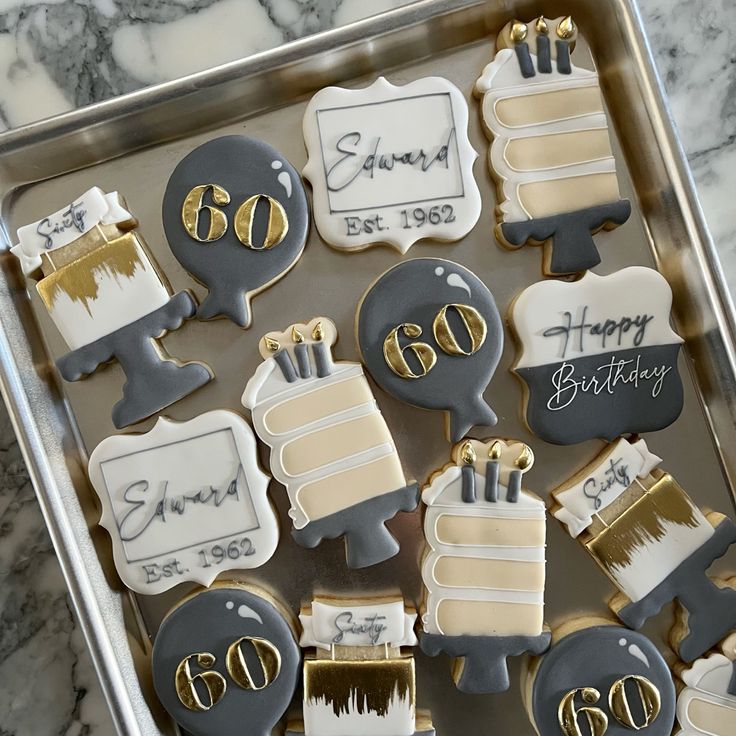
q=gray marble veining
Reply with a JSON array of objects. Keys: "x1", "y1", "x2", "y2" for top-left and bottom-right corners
[{"x1": 0, "y1": 0, "x2": 734, "y2": 734}]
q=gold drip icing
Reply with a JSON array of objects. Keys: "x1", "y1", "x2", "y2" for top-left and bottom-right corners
[{"x1": 304, "y1": 658, "x2": 414, "y2": 718}]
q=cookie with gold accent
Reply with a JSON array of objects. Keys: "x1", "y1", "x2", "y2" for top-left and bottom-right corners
[
  {"x1": 523, "y1": 617, "x2": 675, "y2": 736},
  {"x1": 162, "y1": 136, "x2": 309, "y2": 328},
  {"x1": 151, "y1": 583, "x2": 300, "y2": 736}
]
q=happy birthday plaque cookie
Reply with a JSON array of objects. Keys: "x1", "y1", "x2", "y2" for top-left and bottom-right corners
[
  {"x1": 162, "y1": 135, "x2": 309, "y2": 328},
  {"x1": 510, "y1": 267, "x2": 684, "y2": 444},
  {"x1": 152, "y1": 583, "x2": 300, "y2": 736},
  {"x1": 302, "y1": 76, "x2": 481, "y2": 253},
  {"x1": 475, "y1": 16, "x2": 631, "y2": 275},
  {"x1": 242, "y1": 317, "x2": 419, "y2": 569},
  {"x1": 88, "y1": 410, "x2": 278, "y2": 594},
  {"x1": 357, "y1": 258, "x2": 503, "y2": 442}
]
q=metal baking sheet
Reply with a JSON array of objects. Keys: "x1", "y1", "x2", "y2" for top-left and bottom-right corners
[{"x1": 1, "y1": 0, "x2": 735, "y2": 734}]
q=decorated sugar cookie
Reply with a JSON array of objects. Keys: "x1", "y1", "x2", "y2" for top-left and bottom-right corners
[
  {"x1": 419, "y1": 439, "x2": 549, "y2": 693},
  {"x1": 242, "y1": 317, "x2": 419, "y2": 569},
  {"x1": 151, "y1": 583, "x2": 300, "y2": 736},
  {"x1": 675, "y1": 630, "x2": 736, "y2": 736},
  {"x1": 302, "y1": 76, "x2": 481, "y2": 253},
  {"x1": 550, "y1": 439, "x2": 736, "y2": 661},
  {"x1": 524, "y1": 618, "x2": 676, "y2": 736},
  {"x1": 287, "y1": 596, "x2": 435, "y2": 736},
  {"x1": 12, "y1": 187, "x2": 213, "y2": 429},
  {"x1": 162, "y1": 136, "x2": 309, "y2": 327},
  {"x1": 510, "y1": 267, "x2": 684, "y2": 444},
  {"x1": 475, "y1": 16, "x2": 631, "y2": 275},
  {"x1": 87, "y1": 410, "x2": 277, "y2": 594},
  {"x1": 357, "y1": 258, "x2": 503, "y2": 442}
]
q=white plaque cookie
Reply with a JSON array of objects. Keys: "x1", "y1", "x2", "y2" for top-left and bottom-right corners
[
  {"x1": 88, "y1": 410, "x2": 278, "y2": 594},
  {"x1": 302, "y1": 76, "x2": 481, "y2": 253}
]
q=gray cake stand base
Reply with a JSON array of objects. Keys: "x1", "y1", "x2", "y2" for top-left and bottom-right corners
[
  {"x1": 501, "y1": 199, "x2": 631, "y2": 274},
  {"x1": 56, "y1": 290, "x2": 212, "y2": 429},
  {"x1": 615, "y1": 518, "x2": 736, "y2": 661},
  {"x1": 292, "y1": 483, "x2": 420, "y2": 569},
  {"x1": 420, "y1": 631, "x2": 552, "y2": 694}
]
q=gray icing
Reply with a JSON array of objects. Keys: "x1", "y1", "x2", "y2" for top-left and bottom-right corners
[
  {"x1": 556, "y1": 41, "x2": 572, "y2": 74},
  {"x1": 421, "y1": 632, "x2": 551, "y2": 694},
  {"x1": 517, "y1": 343, "x2": 684, "y2": 444},
  {"x1": 312, "y1": 341, "x2": 333, "y2": 377},
  {"x1": 617, "y1": 518, "x2": 736, "y2": 662},
  {"x1": 536, "y1": 36, "x2": 552, "y2": 73},
  {"x1": 292, "y1": 483, "x2": 419, "y2": 569},
  {"x1": 162, "y1": 136, "x2": 309, "y2": 328},
  {"x1": 274, "y1": 349, "x2": 298, "y2": 383},
  {"x1": 531, "y1": 624, "x2": 675, "y2": 736},
  {"x1": 730, "y1": 661, "x2": 736, "y2": 697},
  {"x1": 501, "y1": 200, "x2": 632, "y2": 275},
  {"x1": 357, "y1": 258, "x2": 503, "y2": 442},
  {"x1": 515, "y1": 43, "x2": 535, "y2": 78},
  {"x1": 56, "y1": 290, "x2": 212, "y2": 429},
  {"x1": 294, "y1": 343, "x2": 311, "y2": 379},
  {"x1": 151, "y1": 585, "x2": 300, "y2": 736}
]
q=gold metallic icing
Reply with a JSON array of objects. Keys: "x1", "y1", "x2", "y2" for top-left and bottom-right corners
[
  {"x1": 608, "y1": 675, "x2": 661, "y2": 729},
  {"x1": 432, "y1": 303, "x2": 487, "y2": 356},
  {"x1": 558, "y1": 688, "x2": 608, "y2": 736},
  {"x1": 233, "y1": 194, "x2": 288, "y2": 250},
  {"x1": 181, "y1": 184, "x2": 230, "y2": 242},
  {"x1": 175, "y1": 652, "x2": 227, "y2": 712},
  {"x1": 225, "y1": 636, "x2": 281, "y2": 691},
  {"x1": 383, "y1": 323, "x2": 437, "y2": 379}
]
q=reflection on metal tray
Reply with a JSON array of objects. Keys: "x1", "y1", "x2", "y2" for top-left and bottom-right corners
[{"x1": 1, "y1": 0, "x2": 735, "y2": 734}]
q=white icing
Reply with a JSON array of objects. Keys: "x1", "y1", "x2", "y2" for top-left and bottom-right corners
[
  {"x1": 619, "y1": 638, "x2": 651, "y2": 668},
  {"x1": 304, "y1": 691, "x2": 414, "y2": 736},
  {"x1": 421, "y1": 461, "x2": 546, "y2": 637},
  {"x1": 512, "y1": 267, "x2": 683, "y2": 369},
  {"x1": 299, "y1": 599, "x2": 417, "y2": 650},
  {"x1": 553, "y1": 437, "x2": 662, "y2": 537},
  {"x1": 236, "y1": 604, "x2": 263, "y2": 623},
  {"x1": 475, "y1": 47, "x2": 619, "y2": 223},
  {"x1": 302, "y1": 75, "x2": 481, "y2": 253},
  {"x1": 12, "y1": 187, "x2": 134, "y2": 275},
  {"x1": 44, "y1": 251, "x2": 170, "y2": 350},
  {"x1": 87, "y1": 410, "x2": 278, "y2": 595},
  {"x1": 678, "y1": 653, "x2": 736, "y2": 736}
]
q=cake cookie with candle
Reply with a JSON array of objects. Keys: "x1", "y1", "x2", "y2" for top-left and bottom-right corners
[
  {"x1": 523, "y1": 617, "x2": 676, "y2": 736},
  {"x1": 162, "y1": 136, "x2": 309, "y2": 328},
  {"x1": 357, "y1": 258, "x2": 503, "y2": 442},
  {"x1": 674, "y1": 628, "x2": 736, "y2": 736},
  {"x1": 287, "y1": 595, "x2": 435, "y2": 736},
  {"x1": 151, "y1": 582, "x2": 300, "y2": 736},
  {"x1": 302, "y1": 76, "x2": 481, "y2": 253},
  {"x1": 242, "y1": 316, "x2": 419, "y2": 569},
  {"x1": 510, "y1": 266, "x2": 684, "y2": 445},
  {"x1": 419, "y1": 438, "x2": 550, "y2": 693},
  {"x1": 550, "y1": 439, "x2": 736, "y2": 661},
  {"x1": 475, "y1": 16, "x2": 631, "y2": 275},
  {"x1": 12, "y1": 187, "x2": 213, "y2": 428},
  {"x1": 88, "y1": 410, "x2": 278, "y2": 594}
]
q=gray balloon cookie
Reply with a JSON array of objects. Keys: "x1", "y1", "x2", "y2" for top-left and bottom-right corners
[
  {"x1": 530, "y1": 622, "x2": 675, "y2": 736},
  {"x1": 151, "y1": 584, "x2": 300, "y2": 736},
  {"x1": 162, "y1": 136, "x2": 309, "y2": 328},
  {"x1": 356, "y1": 258, "x2": 503, "y2": 442}
]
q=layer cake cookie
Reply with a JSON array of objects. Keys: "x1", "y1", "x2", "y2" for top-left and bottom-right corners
[
  {"x1": 550, "y1": 438, "x2": 736, "y2": 661},
  {"x1": 151, "y1": 583, "x2": 300, "y2": 736},
  {"x1": 242, "y1": 317, "x2": 419, "y2": 568},
  {"x1": 419, "y1": 438, "x2": 550, "y2": 693},
  {"x1": 287, "y1": 596, "x2": 434, "y2": 736},
  {"x1": 523, "y1": 617, "x2": 676, "y2": 736},
  {"x1": 302, "y1": 76, "x2": 481, "y2": 253},
  {"x1": 475, "y1": 16, "x2": 631, "y2": 275},
  {"x1": 11, "y1": 186, "x2": 212, "y2": 428}
]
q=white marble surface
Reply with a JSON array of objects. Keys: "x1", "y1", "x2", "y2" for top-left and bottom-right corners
[{"x1": 0, "y1": 0, "x2": 734, "y2": 733}]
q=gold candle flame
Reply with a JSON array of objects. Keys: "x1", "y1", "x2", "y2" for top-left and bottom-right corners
[
  {"x1": 515, "y1": 445, "x2": 534, "y2": 471},
  {"x1": 510, "y1": 20, "x2": 528, "y2": 43},
  {"x1": 488, "y1": 441, "x2": 502, "y2": 460},
  {"x1": 535, "y1": 16, "x2": 549, "y2": 34},
  {"x1": 557, "y1": 16, "x2": 576, "y2": 39},
  {"x1": 292, "y1": 326, "x2": 304, "y2": 343},
  {"x1": 312, "y1": 321, "x2": 324, "y2": 341},
  {"x1": 460, "y1": 440, "x2": 477, "y2": 465},
  {"x1": 265, "y1": 336, "x2": 280, "y2": 352}
]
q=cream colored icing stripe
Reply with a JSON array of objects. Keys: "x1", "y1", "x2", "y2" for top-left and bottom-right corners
[
  {"x1": 280, "y1": 412, "x2": 392, "y2": 476},
  {"x1": 686, "y1": 696, "x2": 736, "y2": 735},
  {"x1": 263, "y1": 375, "x2": 373, "y2": 434},
  {"x1": 518, "y1": 171, "x2": 620, "y2": 219},
  {"x1": 504, "y1": 129, "x2": 613, "y2": 172},
  {"x1": 436, "y1": 599, "x2": 543, "y2": 637},
  {"x1": 295, "y1": 453, "x2": 405, "y2": 522},
  {"x1": 432, "y1": 556, "x2": 544, "y2": 592},
  {"x1": 435, "y1": 515, "x2": 545, "y2": 547},
  {"x1": 493, "y1": 85, "x2": 603, "y2": 128}
]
